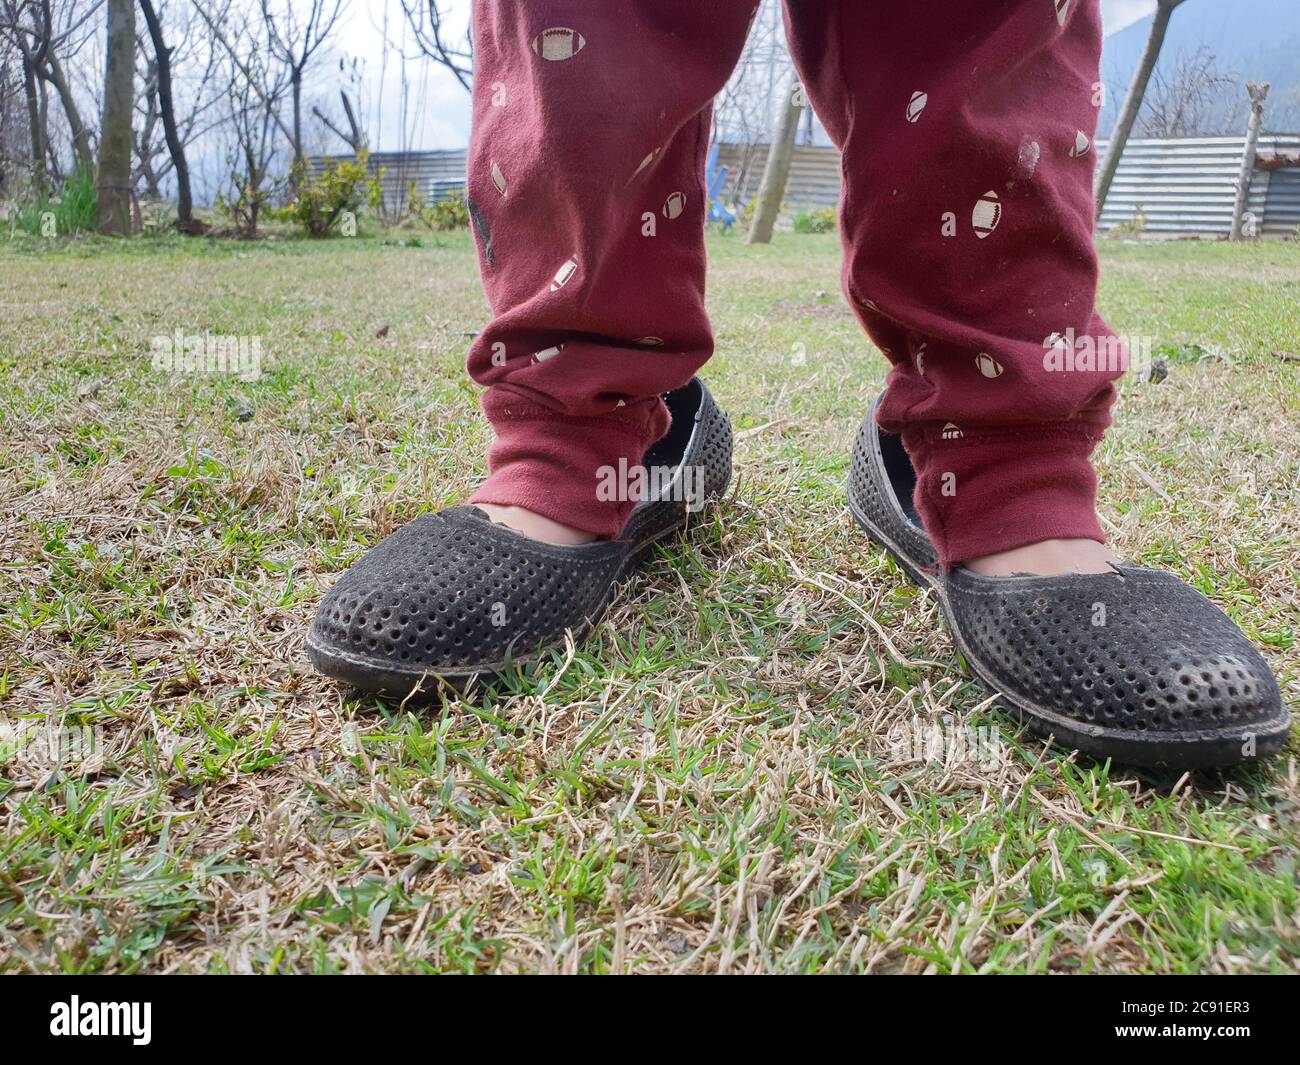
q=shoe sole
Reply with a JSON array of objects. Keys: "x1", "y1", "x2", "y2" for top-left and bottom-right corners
[{"x1": 847, "y1": 493, "x2": 1290, "y2": 770}]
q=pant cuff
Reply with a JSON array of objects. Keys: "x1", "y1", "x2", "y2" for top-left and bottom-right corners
[
  {"x1": 901, "y1": 423, "x2": 1106, "y2": 569},
  {"x1": 469, "y1": 387, "x2": 670, "y2": 539}
]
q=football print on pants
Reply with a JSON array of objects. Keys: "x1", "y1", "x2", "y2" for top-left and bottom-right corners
[
  {"x1": 533, "y1": 28, "x2": 586, "y2": 61},
  {"x1": 550, "y1": 258, "x2": 578, "y2": 292},
  {"x1": 972, "y1": 190, "x2": 1002, "y2": 238}
]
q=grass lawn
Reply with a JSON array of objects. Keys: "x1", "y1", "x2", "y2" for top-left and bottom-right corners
[{"x1": 0, "y1": 229, "x2": 1297, "y2": 973}]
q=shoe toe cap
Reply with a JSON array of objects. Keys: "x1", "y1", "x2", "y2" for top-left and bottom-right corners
[
  {"x1": 946, "y1": 566, "x2": 1288, "y2": 743},
  {"x1": 308, "y1": 510, "x2": 624, "y2": 680}
]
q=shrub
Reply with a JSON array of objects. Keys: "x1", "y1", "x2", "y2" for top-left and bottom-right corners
[
  {"x1": 288, "y1": 150, "x2": 374, "y2": 237},
  {"x1": 427, "y1": 195, "x2": 469, "y2": 230},
  {"x1": 215, "y1": 177, "x2": 273, "y2": 240},
  {"x1": 407, "y1": 181, "x2": 470, "y2": 230},
  {"x1": 793, "y1": 207, "x2": 837, "y2": 234}
]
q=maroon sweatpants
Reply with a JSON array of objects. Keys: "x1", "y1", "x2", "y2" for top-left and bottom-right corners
[{"x1": 465, "y1": 0, "x2": 1123, "y2": 567}]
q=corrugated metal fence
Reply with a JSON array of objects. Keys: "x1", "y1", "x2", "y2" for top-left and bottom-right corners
[
  {"x1": 316, "y1": 137, "x2": 1300, "y2": 238},
  {"x1": 715, "y1": 143, "x2": 841, "y2": 216},
  {"x1": 1268, "y1": 166, "x2": 1300, "y2": 237},
  {"x1": 1097, "y1": 136, "x2": 1300, "y2": 237},
  {"x1": 717, "y1": 135, "x2": 1300, "y2": 238}
]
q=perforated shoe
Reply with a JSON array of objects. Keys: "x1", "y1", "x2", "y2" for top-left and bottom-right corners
[
  {"x1": 307, "y1": 378, "x2": 732, "y2": 695},
  {"x1": 847, "y1": 395, "x2": 1290, "y2": 770}
]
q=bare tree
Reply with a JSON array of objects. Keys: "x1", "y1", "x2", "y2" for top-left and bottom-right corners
[
  {"x1": 1095, "y1": 0, "x2": 1190, "y2": 220},
  {"x1": 194, "y1": 0, "x2": 292, "y2": 148},
  {"x1": 134, "y1": 19, "x2": 161, "y2": 193},
  {"x1": 224, "y1": 77, "x2": 280, "y2": 236},
  {"x1": 1, "y1": 46, "x2": 32, "y2": 198},
  {"x1": 0, "y1": 1, "x2": 104, "y2": 179},
  {"x1": 1, "y1": 1, "x2": 53, "y2": 191},
  {"x1": 215, "y1": 13, "x2": 289, "y2": 237},
  {"x1": 134, "y1": 1, "x2": 223, "y2": 206},
  {"x1": 37, "y1": 29, "x2": 95, "y2": 171},
  {"x1": 259, "y1": 0, "x2": 343, "y2": 173},
  {"x1": 1140, "y1": 47, "x2": 1238, "y2": 137},
  {"x1": 139, "y1": 0, "x2": 201, "y2": 229},
  {"x1": 97, "y1": 0, "x2": 135, "y2": 233},
  {"x1": 41, "y1": 0, "x2": 104, "y2": 171},
  {"x1": 399, "y1": 0, "x2": 469, "y2": 91},
  {"x1": 714, "y1": 0, "x2": 785, "y2": 204}
]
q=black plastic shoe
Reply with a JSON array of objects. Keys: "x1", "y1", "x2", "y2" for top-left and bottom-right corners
[
  {"x1": 848, "y1": 395, "x2": 1290, "y2": 770},
  {"x1": 307, "y1": 378, "x2": 732, "y2": 695}
]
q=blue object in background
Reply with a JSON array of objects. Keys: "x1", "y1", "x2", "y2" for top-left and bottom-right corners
[{"x1": 706, "y1": 143, "x2": 743, "y2": 231}]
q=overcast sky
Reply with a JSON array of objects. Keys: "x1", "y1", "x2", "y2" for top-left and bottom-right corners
[{"x1": 339, "y1": 0, "x2": 1159, "y2": 153}]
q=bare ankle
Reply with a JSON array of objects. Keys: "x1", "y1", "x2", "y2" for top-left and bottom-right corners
[
  {"x1": 474, "y1": 503, "x2": 599, "y2": 546},
  {"x1": 962, "y1": 538, "x2": 1120, "y2": 577}
]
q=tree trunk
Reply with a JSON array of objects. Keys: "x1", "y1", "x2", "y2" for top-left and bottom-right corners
[
  {"x1": 139, "y1": 0, "x2": 197, "y2": 232},
  {"x1": 1095, "y1": 0, "x2": 1185, "y2": 221},
  {"x1": 97, "y1": 0, "x2": 136, "y2": 235},
  {"x1": 43, "y1": 52, "x2": 94, "y2": 172},
  {"x1": 748, "y1": 72, "x2": 805, "y2": 245},
  {"x1": 290, "y1": 68, "x2": 304, "y2": 189},
  {"x1": 38, "y1": 74, "x2": 56, "y2": 182},
  {"x1": 1229, "y1": 82, "x2": 1269, "y2": 240},
  {"x1": 21, "y1": 53, "x2": 46, "y2": 195}
]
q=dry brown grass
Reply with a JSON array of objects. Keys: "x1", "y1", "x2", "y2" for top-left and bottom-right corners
[{"x1": 0, "y1": 232, "x2": 1297, "y2": 973}]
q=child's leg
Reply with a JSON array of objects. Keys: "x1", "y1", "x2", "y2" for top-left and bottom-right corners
[
  {"x1": 785, "y1": 0, "x2": 1120, "y2": 571},
  {"x1": 465, "y1": 0, "x2": 757, "y2": 541},
  {"x1": 802, "y1": 0, "x2": 1287, "y2": 763}
]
